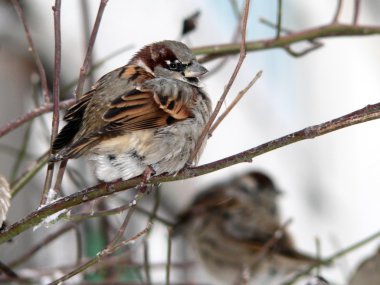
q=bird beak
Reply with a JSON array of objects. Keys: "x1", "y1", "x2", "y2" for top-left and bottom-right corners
[{"x1": 184, "y1": 61, "x2": 208, "y2": 78}]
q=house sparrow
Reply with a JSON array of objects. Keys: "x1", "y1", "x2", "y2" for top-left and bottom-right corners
[
  {"x1": 51, "y1": 40, "x2": 211, "y2": 182},
  {"x1": 348, "y1": 246, "x2": 380, "y2": 285},
  {"x1": 175, "y1": 171, "x2": 318, "y2": 285}
]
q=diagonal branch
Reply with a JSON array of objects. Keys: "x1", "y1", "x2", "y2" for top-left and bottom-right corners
[
  {"x1": 2, "y1": 102, "x2": 380, "y2": 244},
  {"x1": 190, "y1": 0, "x2": 251, "y2": 162},
  {"x1": 75, "y1": 0, "x2": 109, "y2": 99}
]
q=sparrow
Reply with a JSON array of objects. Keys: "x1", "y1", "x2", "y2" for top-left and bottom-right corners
[
  {"x1": 175, "y1": 171, "x2": 318, "y2": 285},
  {"x1": 348, "y1": 246, "x2": 380, "y2": 285},
  {"x1": 51, "y1": 40, "x2": 211, "y2": 182}
]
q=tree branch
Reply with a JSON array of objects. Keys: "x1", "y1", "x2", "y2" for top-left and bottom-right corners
[
  {"x1": 75, "y1": 0, "x2": 108, "y2": 100},
  {"x1": 1, "y1": 102, "x2": 380, "y2": 244},
  {"x1": 195, "y1": 24, "x2": 380, "y2": 62}
]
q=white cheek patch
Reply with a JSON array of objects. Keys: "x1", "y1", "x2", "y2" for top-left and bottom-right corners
[{"x1": 135, "y1": 59, "x2": 154, "y2": 75}]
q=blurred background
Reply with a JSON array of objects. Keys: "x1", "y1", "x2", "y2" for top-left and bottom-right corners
[{"x1": 0, "y1": 0, "x2": 380, "y2": 284}]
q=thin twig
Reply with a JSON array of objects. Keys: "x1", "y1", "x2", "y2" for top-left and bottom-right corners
[
  {"x1": 353, "y1": 0, "x2": 361, "y2": 25},
  {"x1": 332, "y1": 0, "x2": 343, "y2": 23},
  {"x1": 209, "y1": 70, "x2": 262, "y2": 135},
  {"x1": 190, "y1": 0, "x2": 251, "y2": 162},
  {"x1": 282, "y1": 229, "x2": 380, "y2": 285},
  {"x1": 229, "y1": 0, "x2": 241, "y2": 19},
  {"x1": 3, "y1": 101, "x2": 380, "y2": 243},
  {"x1": 51, "y1": 0, "x2": 62, "y2": 145},
  {"x1": 251, "y1": 219, "x2": 293, "y2": 267},
  {"x1": 205, "y1": 0, "x2": 243, "y2": 78},
  {"x1": 40, "y1": 0, "x2": 62, "y2": 205},
  {"x1": 276, "y1": 0, "x2": 283, "y2": 39},
  {"x1": 166, "y1": 227, "x2": 173, "y2": 285},
  {"x1": 259, "y1": 17, "x2": 324, "y2": 56},
  {"x1": 52, "y1": 160, "x2": 68, "y2": 196},
  {"x1": 143, "y1": 240, "x2": 152, "y2": 285},
  {"x1": 73, "y1": 224, "x2": 83, "y2": 266},
  {"x1": 9, "y1": 224, "x2": 77, "y2": 267},
  {"x1": 47, "y1": 223, "x2": 151, "y2": 285},
  {"x1": 75, "y1": 0, "x2": 108, "y2": 99},
  {"x1": 11, "y1": 0, "x2": 50, "y2": 103},
  {"x1": 194, "y1": 24, "x2": 380, "y2": 61},
  {"x1": 80, "y1": 0, "x2": 96, "y2": 88},
  {"x1": 0, "y1": 261, "x2": 17, "y2": 278},
  {"x1": 10, "y1": 123, "x2": 32, "y2": 183},
  {"x1": 11, "y1": 151, "x2": 50, "y2": 198},
  {"x1": 109, "y1": 204, "x2": 136, "y2": 248},
  {"x1": 0, "y1": 99, "x2": 75, "y2": 139}
]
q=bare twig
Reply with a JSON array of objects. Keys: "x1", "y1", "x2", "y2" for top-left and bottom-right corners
[
  {"x1": 0, "y1": 99, "x2": 75, "y2": 139},
  {"x1": 282, "y1": 229, "x2": 380, "y2": 285},
  {"x1": 51, "y1": 0, "x2": 62, "y2": 144},
  {"x1": 143, "y1": 240, "x2": 152, "y2": 285},
  {"x1": 2, "y1": 101, "x2": 380, "y2": 244},
  {"x1": 11, "y1": 151, "x2": 50, "y2": 198},
  {"x1": 47, "y1": 222, "x2": 151, "y2": 285},
  {"x1": 332, "y1": 0, "x2": 343, "y2": 23},
  {"x1": 75, "y1": 0, "x2": 108, "y2": 99},
  {"x1": 194, "y1": 24, "x2": 380, "y2": 61},
  {"x1": 251, "y1": 219, "x2": 293, "y2": 267},
  {"x1": 205, "y1": 0, "x2": 243, "y2": 78},
  {"x1": 276, "y1": 0, "x2": 283, "y2": 39},
  {"x1": 11, "y1": 0, "x2": 50, "y2": 103},
  {"x1": 40, "y1": 0, "x2": 62, "y2": 205},
  {"x1": 0, "y1": 261, "x2": 17, "y2": 278},
  {"x1": 80, "y1": 0, "x2": 96, "y2": 87},
  {"x1": 190, "y1": 0, "x2": 251, "y2": 162},
  {"x1": 284, "y1": 40, "x2": 324, "y2": 57},
  {"x1": 209, "y1": 70, "x2": 262, "y2": 135},
  {"x1": 52, "y1": 160, "x2": 67, "y2": 197},
  {"x1": 166, "y1": 227, "x2": 173, "y2": 285},
  {"x1": 10, "y1": 123, "x2": 32, "y2": 183},
  {"x1": 9, "y1": 224, "x2": 78, "y2": 267},
  {"x1": 259, "y1": 18, "x2": 324, "y2": 57},
  {"x1": 353, "y1": 0, "x2": 361, "y2": 25},
  {"x1": 109, "y1": 203, "x2": 136, "y2": 248},
  {"x1": 229, "y1": 0, "x2": 241, "y2": 19}
]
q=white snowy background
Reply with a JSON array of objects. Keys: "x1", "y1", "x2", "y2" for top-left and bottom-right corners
[{"x1": 0, "y1": 0, "x2": 380, "y2": 284}]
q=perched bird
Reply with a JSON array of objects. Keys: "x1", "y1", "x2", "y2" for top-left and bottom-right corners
[
  {"x1": 51, "y1": 40, "x2": 211, "y2": 182},
  {"x1": 175, "y1": 171, "x2": 318, "y2": 285},
  {"x1": 348, "y1": 246, "x2": 380, "y2": 285}
]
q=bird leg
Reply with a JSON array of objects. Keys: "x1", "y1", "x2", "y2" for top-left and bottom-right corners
[{"x1": 139, "y1": 166, "x2": 155, "y2": 193}]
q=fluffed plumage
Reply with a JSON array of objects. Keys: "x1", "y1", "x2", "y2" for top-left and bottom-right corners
[{"x1": 51, "y1": 41, "x2": 211, "y2": 182}]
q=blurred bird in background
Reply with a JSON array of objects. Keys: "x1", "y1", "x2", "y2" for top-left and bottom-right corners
[
  {"x1": 175, "y1": 171, "x2": 319, "y2": 285},
  {"x1": 348, "y1": 245, "x2": 380, "y2": 285}
]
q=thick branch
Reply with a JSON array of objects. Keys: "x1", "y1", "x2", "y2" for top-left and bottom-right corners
[{"x1": 1, "y1": 102, "x2": 380, "y2": 244}]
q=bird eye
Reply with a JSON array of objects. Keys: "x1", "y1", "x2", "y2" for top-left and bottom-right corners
[{"x1": 166, "y1": 60, "x2": 184, "y2": 72}]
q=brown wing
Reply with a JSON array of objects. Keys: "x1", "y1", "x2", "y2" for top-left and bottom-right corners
[
  {"x1": 51, "y1": 90, "x2": 94, "y2": 152},
  {"x1": 174, "y1": 186, "x2": 239, "y2": 235},
  {"x1": 51, "y1": 64, "x2": 194, "y2": 161}
]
